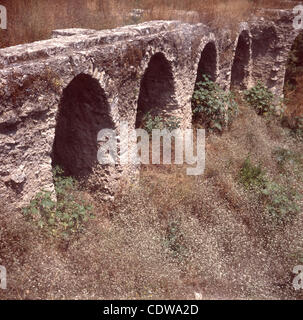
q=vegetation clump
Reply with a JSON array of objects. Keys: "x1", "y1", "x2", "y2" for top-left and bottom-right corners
[
  {"x1": 238, "y1": 156, "x2": 266, "y2": 189},
  {"x1": 239, "y1": 156, "x2": 301, "y2": 223},
  {"x1": 261, "y1": 181, "x2": 300, "y2": 223},
  {"x1": 244, "y1": 81, "x2": 276, "y2": 115},
  {"x1": 192, "y1": 74, "x2": 238, "y2": 132},
  {"x1": 142, "y1": 111, "x2": 180, "y2": 134},
  {"x1": 22, "y1": 166, "x2": 94, "y2": 239}
]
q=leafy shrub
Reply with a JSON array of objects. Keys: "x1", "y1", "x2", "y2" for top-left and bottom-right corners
[
  {"x1": 192, "y1": 74, "x2": 238, "y2": 132},
  {"x1": 261, "y1": 182, "x2": 300, "y2": 223},
  {"x1": 244, "y1": 81, "x2": 275, "y2": 115},
  {"x1": 22, "y1": 166, "x2": 94, "y2": 239},
  {"x1": 142, "y1": 112, "x2": 180, "y2": 135},
  {"x1": 238, "y1": 156, "x2": 266, "y2": 189},
  {"x1": 239, "y1": 156, "x2": 301, "y2": 223}
]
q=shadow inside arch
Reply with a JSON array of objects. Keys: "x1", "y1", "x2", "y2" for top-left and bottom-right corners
[
  {"x1": 195, "y1": 41, "x2": 217, "y2": 84},
  {"x1": 231, "y1": 30, "x2": 251, "y2": 90},
  {"x1": 135, "y1": 52, "x2": 177, "y2": 128},
  {"x1": 52, "y1": 73, "x2": 114, "y2": 178}
]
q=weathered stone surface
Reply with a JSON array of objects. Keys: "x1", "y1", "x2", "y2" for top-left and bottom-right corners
[{"x1": 0, "y1": 10, "x2": 299, "y2": 208}]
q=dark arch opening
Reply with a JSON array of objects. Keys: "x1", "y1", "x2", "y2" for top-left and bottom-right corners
[
  {"x1": 284, "y1": 32, "x2": 303, "y2": 93},
  {"x1": 195, "y1": 42, "x2": 217, "y2": 84},
  {"x1": 52, "y1": 73, "x2": 113, "y2": 177},
  {"x1": 231, "y1": 30, "x2": 250, "y2": 89},
  {"x1": 283, "y1": 32, "x2": 303, "y2": 121},
  {"x1": 135, "y1": 52, "x2": 176, "y2": 128},
  {"x1": 191, "y1": 42, "x2": 217, "y2": 125}
]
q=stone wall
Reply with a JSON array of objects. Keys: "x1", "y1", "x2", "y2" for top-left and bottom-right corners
[{"x1": 0, "y1": 9, "x2": 300, "y2": 208}]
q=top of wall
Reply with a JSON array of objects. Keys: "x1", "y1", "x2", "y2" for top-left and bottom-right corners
[
  {"x1": 0, "y1": 20, "x2": 187, "y2": 68},
  {"x1": 0, "y1": 8, "x2": 296, "y2": 70}
]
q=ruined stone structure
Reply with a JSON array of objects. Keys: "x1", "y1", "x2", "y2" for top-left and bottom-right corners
[{"x1": 0, "y1": 9, "x2": 300, "y2": 208}]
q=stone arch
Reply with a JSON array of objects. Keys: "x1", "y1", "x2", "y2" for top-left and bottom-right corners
[
  {"x1": 52, "y1": 73, "x2": 113, "y2": 177},
  {"x1": 135, "y1": 52, "x2": 177, "y2": 128},
  {"x1": 195, "y1": 41, "x2": 217, "y2": 84},
  {"x1": 191, "y1": 41, "x2": 217, "y2": 125},
  {"x1": 282, "y1": 31, "x2": 303, "y2": 119},
  {"x1": 283, "y1": 31, "x2": 303, "y2": 92},
  {"x1": 231, "y1": 30, "x2": 251, "y2": 89}
]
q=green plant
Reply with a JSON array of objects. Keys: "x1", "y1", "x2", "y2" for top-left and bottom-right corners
[
  {"x1": 261, "y1": 181, "x2": 300, "y2": 223},
  {"x1": 22, "y1": 166, "x2": 94, "y2": 239},
  {"x1": 238, "y1": 156, "x2": 266, "y2": 189},
  {"x1": 164, "y1": 219, "x2": 186, "y2": 259},
  {"x1": 192, "y1": 74, "x2": 238, "y2": 132},
  {"x1": 142, "y1": 112, "x2": 180, "y2": 134},
  {"x1": 239, "y1": 155, "x2": 301, "y2": 223},
  {"x1": 244, "y1": 81, "x2": 275, "y2": 115}
]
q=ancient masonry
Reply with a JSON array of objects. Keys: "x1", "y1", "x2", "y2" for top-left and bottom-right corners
[{"x1": 0, "y1": 9, "x2": 300, "y2": 208}]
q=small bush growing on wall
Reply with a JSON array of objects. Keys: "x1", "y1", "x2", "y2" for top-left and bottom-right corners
[
  {"x1": 22, "y1": 166, "x2": 94, "y2": 239},
  {"x1": 192, "y1": 74, "x2": 238, "y2": 132},
  {"x1": 244, "y1": 81, "x2": 276, "y2": 115},
  {"x1": 142, "y1": 112, "x2": 181, "y2": 135}
]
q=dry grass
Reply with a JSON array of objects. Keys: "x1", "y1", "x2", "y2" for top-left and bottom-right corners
[
  {"x1": 0, "y1": 0, "x2": 296, "y2": 48},
  {"x1": 1, "y1": 103, "x2": 303, "y2": 300}
]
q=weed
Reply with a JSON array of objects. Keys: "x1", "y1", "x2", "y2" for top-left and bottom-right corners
[
  {"x1": 244, "y1": 81, "x2": 276, "y2": 116},
  {"x1": 261, "y1": 181, "x2": 300, "y2": 223},
  {"x1": 239, "y1": 155, "x2": 301, "y2": 223},
  {"x1": 238, "y1": 156, "x2": 266, "y2": 189},
  {"x1": 22, "y1": 166, "x2": 94, "y2": 239},
  {"x1": 142, "y1": 112, "x2": 180, "y2": 134},
  {"x1": 192, "y1": 74, "x2": 238, "y2": 132}
]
